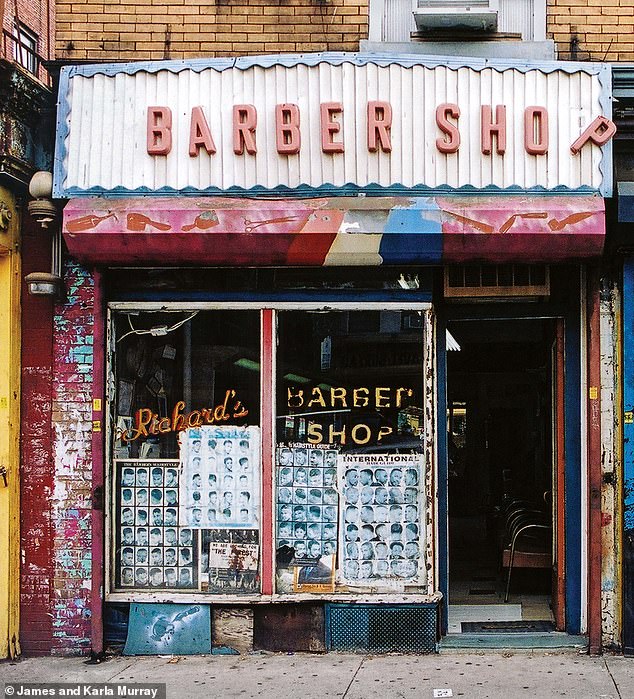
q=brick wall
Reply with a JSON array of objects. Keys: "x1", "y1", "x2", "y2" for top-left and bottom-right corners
[
  {"x1": 50, "y1": 261, "x2": 94, "y2": 655},
  {"x1": 55, "y1": 0, "x2": 368, "y2": 60},
  {"x1": 54, "y1": 0, "x2": 634, "y2": 64},
  {"x1": 20, "y1": 214, "x2": 55, "y2": 656},
  {"x1": 3, "y1": 0, "x2": 54, "y2": 62},
  {"x1": 548, "y1": 0, "x2": 632, "y2": 62},
  {"x1": 22, "y1": 255, "x2": 95, "y2": 657}
]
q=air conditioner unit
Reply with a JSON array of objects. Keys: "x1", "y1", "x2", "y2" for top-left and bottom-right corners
[{"x1": 413, "y1": 0, "x2": 498, "y2": 33}]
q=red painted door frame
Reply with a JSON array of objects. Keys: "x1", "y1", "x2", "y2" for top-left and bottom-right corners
[{"x1": 20, "y1": 213, "x2": 55, "y2": 655}]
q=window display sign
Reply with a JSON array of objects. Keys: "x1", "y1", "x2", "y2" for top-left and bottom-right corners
[
  {"x1": 286, "y1": 385, "x2": 417, "y2": 446},
  {"x1": 115, "y1": 460, "x2": 198, "y2": 590},
  {"x1": 200, "y1": 529, "x2": 260, "y2": 593},
  {"x1": 339, "y1": 453, "x2": 423, "y2": 586},
  {"x1": 293, "y1": 554, "x2": 336, "y2": 593},
  {"x1": 276, "y1": 444, "x2": 339, "y2": 564},
  {"x1": 179, "y1": 426, "x2": 260, "y2": 529},
  {"x1": 208, "y1": 542, "x2": 259, "y2": 570},
  {"x1": 120, "y1": 393, "x2": 250, "y2": 442}
]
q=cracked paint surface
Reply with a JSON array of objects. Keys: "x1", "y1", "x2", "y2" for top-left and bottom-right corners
[{"x1": 50, "y1": 260, "x2": 94, "y2": 653}]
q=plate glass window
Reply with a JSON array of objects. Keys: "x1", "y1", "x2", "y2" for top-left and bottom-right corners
[
  {"x1": 110, "y1": 309, "x2": 261, "y2": 595},
  {"x1": 274, "y1": 310, "x2": 426, "y2": 593}
]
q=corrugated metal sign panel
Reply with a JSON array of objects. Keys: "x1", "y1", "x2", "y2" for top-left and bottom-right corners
[{"x1": 54, "y1": 54, "x2": 613, "y2": 197}]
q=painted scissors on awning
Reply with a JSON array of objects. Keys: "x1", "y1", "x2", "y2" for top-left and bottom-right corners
[{"x1": 243, "y1": 216, "x2": 299, "y2": 233}]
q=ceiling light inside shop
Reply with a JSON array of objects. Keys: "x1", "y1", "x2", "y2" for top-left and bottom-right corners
[
  {"x1": 283, "y1": 373, "x2": 312, "y2": 384},
  {"x1": 234, "y1": 358, "x2": 261, "y2": 372}
]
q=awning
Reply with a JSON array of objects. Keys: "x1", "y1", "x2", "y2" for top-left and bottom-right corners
[{"x1": 62, "y1": 195, "x2": 605, "y2": 267}]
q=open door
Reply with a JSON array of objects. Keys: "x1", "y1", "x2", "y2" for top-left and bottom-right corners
[
  {"x1": 447, "y1": 318, "x2": 557, "y2": 634},
  {"x1": 551, "y1": 319, "x2": 566, "y2": 630}
]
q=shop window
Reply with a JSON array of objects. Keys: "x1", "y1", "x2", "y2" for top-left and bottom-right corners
[
  {"x1": 275, "y1": 310, "x2": 427, "y2": 593},
  {"x1": 111, "y1": 310, "x2": 261, "y2": 594},
  {"x1": 108, "y1": 303, "x2": 432, "y2": 600}
]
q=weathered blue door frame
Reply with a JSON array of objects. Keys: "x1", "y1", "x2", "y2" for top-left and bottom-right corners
[
  {"x1": 436, "y1": 278, "x2": 583, "y2": 636},
  {"x1": 622, "y1": 258, "x2": 634, "y2": 653}
]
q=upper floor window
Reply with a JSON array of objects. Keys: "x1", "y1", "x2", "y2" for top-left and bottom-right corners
[
  {"x1": 369, "y1": 0, "x2": 546, "y2": 44},
  {"x1": 13, "y1": 23, "x2": 38, "y2": 75}
]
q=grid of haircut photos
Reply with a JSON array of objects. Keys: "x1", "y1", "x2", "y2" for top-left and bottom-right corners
[
  {"x1": 341, "y1": 456, "x2": 421, "y2": 582},
  {"x1": 180, "y1": 426, "x2": 260, "y2": 529},
  {"x1": 116, "y1": 461, "x2": 198, "y2": 590},
  {"x1": 276, "y1": 445, "x2": 339, "y2": 562}
]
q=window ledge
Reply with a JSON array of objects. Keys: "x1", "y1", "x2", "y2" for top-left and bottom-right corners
[{"x1": 106, "y1": 591, "x2": 443, "y2": 605}]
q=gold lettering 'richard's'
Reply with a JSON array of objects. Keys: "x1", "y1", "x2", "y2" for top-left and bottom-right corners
[{"x1": 121, "y1": 391, "x2": 249, "y2": 442}]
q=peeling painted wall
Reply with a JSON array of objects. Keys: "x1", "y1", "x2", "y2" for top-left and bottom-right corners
[
  {"x1": 20, "y1": 212, "x2": 55, "y2": 656},
  {"x1": 423, "y1": 309, "x2": 436, "y2": 595},
  {"x1": 600, "y1": 277, "x2": 621, "y2": 650},
  {"x1": 50, "y1": 260, "x2": 94, "y2": 655}
]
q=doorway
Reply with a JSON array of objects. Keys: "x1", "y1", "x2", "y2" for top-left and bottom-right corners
[{"x1": 446, "y1": 318, "x2": 560, "y2": 634}]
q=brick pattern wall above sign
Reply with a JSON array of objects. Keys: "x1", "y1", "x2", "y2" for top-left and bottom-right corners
[{"x1": 55, "y1": 0, "x2": 368, "y2": 61}]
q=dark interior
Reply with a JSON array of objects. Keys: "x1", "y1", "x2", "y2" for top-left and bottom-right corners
[{"x1": 447, "y1": 318, "x2": 554, "y2": 610}]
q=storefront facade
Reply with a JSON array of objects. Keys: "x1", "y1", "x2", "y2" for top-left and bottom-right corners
[{"x1": 49, "y1": 53, "x2": 614, "y2": 654}]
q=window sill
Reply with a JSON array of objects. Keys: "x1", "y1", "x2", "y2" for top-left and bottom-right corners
[
  {"x1": 359, "y1": 39, "x2": 556, "y2": 62},
  {"x1": 106, "y1": 591, "x2": 443, "y2": 605}
]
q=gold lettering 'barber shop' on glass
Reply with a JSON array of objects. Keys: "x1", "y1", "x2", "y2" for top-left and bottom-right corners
[{"x1": 274, "y1": 310, "x2": 425, "y2": 593}]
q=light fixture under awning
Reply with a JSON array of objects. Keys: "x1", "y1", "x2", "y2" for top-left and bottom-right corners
[
  {"x1": 446, "y1": 330, "x2": 461, "y2": 352},
  {"x1": 61, "y1": 194, "x2": 605, "y2": 267}
]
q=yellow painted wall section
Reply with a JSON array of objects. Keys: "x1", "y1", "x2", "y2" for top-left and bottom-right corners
[{"x1": 0, "y1": 187, "x2": 21, "y2": 659}]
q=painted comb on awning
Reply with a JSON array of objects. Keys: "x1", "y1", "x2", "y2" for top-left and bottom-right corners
[{"x1": 62, "y1": 195, "x2": 605, "y2": 267}]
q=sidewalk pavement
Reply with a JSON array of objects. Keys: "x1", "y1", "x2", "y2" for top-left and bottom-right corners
[{"x1": 2, "y1": 650, "x2": 633, "y2": 699}]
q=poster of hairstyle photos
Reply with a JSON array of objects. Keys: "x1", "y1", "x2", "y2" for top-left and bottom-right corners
[
  {"x1": 116, "y1": 460, "x2": 198, "y2": 590},
  {"x1": 179, "y1": 426, "x2": 260, "y2": 529},
  {"x1": 339, "y1": 454, "x2": 422, "y2": 585},
  {"x1": 276, "y1": 445, "x2": 339, "y2": 567}
]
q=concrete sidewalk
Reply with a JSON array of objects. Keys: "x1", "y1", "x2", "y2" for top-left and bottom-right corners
[{"x1": 2, "y1": 651, "x2": 633, "y2": 699}]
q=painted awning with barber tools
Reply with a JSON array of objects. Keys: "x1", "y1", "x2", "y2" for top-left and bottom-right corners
[{"x1": 62, "y1": 195, "x2": 605, "y2": 266}]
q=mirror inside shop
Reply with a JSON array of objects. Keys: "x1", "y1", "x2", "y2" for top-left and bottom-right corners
[{"x1": 111, "y1": 309, "x2": 427, "y2": 595}]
